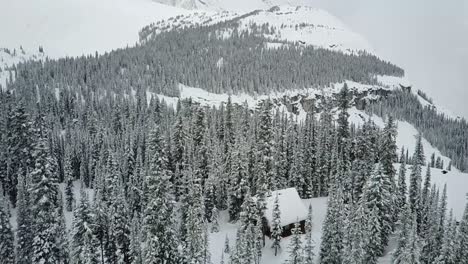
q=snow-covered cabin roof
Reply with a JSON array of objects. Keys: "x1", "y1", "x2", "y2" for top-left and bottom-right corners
[{"x1": 263, "y1": 188, "x2": 308, "y2": 226}]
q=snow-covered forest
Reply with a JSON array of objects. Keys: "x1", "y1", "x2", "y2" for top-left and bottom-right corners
[{"x1": 0, "y1": 6, "x2": 468, "y2": 264}]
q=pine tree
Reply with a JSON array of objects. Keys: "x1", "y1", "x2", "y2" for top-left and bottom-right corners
[
  {"x1": 286, "y1": 221, "x2": 303, "y2": 264},
  {"x1": 111, "y1": 182, "x2": 131, "y2": 263},
  {"x1": 211, "y1": 205, "x2": 219, "y2": 233},
  {"x1": 394, "y1": 216, "x2": 422, "y2": 264},
  {"x1": 366, "y1": 164, "x2": 393, "y2": 255},
  {"x1": 64, "y1": 149, "x2": 75, "y2": 212},
  {"x1": 303, "y1": 204, "x2": 314, "y2": 264},
  {"x1": 30, "y1": 116, "x2": 64, "y2": 263},
  {"x1": 129, "y1": 213, "x2": 142, "y2": 264},
  {"x1": 393, "y1": 204, "x2": 413, "y2": 263},
  {"x1": 256, "y1": 99, "x2": 275, "y2": 202},
  {"x1": 71, "y1": 188, "x2": 97, "y2": 264},
  {"x1": 434, "y1": 210, "x2": 457, "y2": 264},
  {"x1": 409, "y1": 136, "x2": 424, "y2": 220},
  {"x1": 455, "y1": 200, "x2": 468, "y2": 262},
  {"x1": 0, "y1": 196, "x2": 15, "y2": 264},
  {"x1": 143, "y1": 126, "x2": 180, "y2": 264},
  {"x1": 320, "y1": 186, "x2": 345, "y2": 264},
  {"x1": 271, "y1": 193, "x2": 282, "y2": 256},
  {"x1": 16, "y1": 171, "x2": 33, "y2": 264},
  {"x1": 396, "y1": 161, "x2": 408, "y2": 215},
  {"x1": 184, "y1": 171, "x2": 208, "y2": 263}
]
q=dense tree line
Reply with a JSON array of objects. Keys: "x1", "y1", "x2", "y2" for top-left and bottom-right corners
[
  {"x1": 8, "y1": 21, "x2": 403, "y2": 102},
  {"x1": 367, "y1": 88, "x2": 468, "y2": 171},
  {"x1": 1, "y1": 83, "x2": 466, "y2": 263}
]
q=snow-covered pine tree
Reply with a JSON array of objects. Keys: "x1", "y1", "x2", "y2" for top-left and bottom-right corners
[
  {"x1": 30, "y1": 114, "x2": 65, "y2": 263},
  {"x1": 71, "y1": 188, "x2": 97, "y2": 264},
  {"x1": 320, "y1": 185, "x2": 345, "y2": 264},
  {"x1": 184, "y1": 170, "x2": 209, "y2": 264},
  {"x1": 16, "y1": 170, "x2": 33, "y2": 264},
  {"x1": 143, "y1": 126, "x2": 180, "y2": 264},
  {"x1": 455, "y1": 200, "x2": 468, "y2": 262},
  {"x1": 129, "y1": 213, "x2": 142, "y2": 264},
  {"x1": 434, "y1": 210, "x2": 457, "y2": 264},
  {"x1": 256, "y1": 99, "x2": 275, "y2": 201},
  {"x1": 0, "y1": 195, "x2": 15, "y2": 264},
  {"x1": 393, "y1": 204, "x2": 413, "y2": 263},
  {"x1": 409, "y1": 134, "x2": 424, "y2": 222},
  {"x1": 366, "y1": 164, "x2": 393, "y2": 255},
  {"x1": 111, "y1": 181, "x2": 131, "y2": 263},
  {"x1": 64, "y1": 148, "x2": 75, "y2": 212},
  {"x1": 271, "y1": 193, "x2": 282, "y2": 256},
  {"x1": 303, "y1": 204, "x2": 315, "y2": 264},
  {"x1": 211, "y1": 205, "x2": 220, "y2": 233},
  {"x1": 286, "y1": 221, "x2": 303, "y2": 264},
  {"x1": 394, "y1": 216, "x2": 422, "y2": 264},
  {"x1": 396, "y1": 159, "x2": 408, "y2": 216},
  {"x1": 365, "y1": 204, "x2": 382, "y2": 264},
  {"x1": 419, "y1": 164, "x2": 432, "y2": 236}
]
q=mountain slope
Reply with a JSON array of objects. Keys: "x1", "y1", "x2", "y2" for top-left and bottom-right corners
[
  {"x1": 0, "y1": 0, "x2": 189, "y2": 58},
  {"x1": 141, "y1": 5, "x2": 375, "y2": 55},
  {"x1": 153, "y1": 0, "x2": 311, "y2": 12}
]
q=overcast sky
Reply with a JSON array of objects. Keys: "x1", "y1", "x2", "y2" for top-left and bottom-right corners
[{"x1": 309, "y1": 0, "x2": 468, "y2": 118}]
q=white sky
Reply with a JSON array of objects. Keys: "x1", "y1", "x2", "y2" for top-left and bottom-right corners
[{"x1": 309, "y1": 0, "x2": 468, "y2": 118}]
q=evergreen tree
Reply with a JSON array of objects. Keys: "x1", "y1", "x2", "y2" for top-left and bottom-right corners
[
  {"x1": 64, "y1": 149, "x2": 75, "y2": 212},
  {"x1": 286, "y1": 221, "x2": 303, "y2": 264},
  {"x1": 0, "y1": 196, "x2": 15, "y2": 264},
  {"x1": 393, "y1": 204, "x2": 413, "y2": 263},
  {"x1": 30, "y1": 117, "x2": 65, "y2": 263},
  {"x1": 396, "y1": 160, "x2": 408, "y2": 215},
  {"x1": 271, "y1": 193, "x2": 282, "y2": 256},
  {"x1": 71, "y1": 188, "x2": 97, "y2": 264},
  {"x1": 143, "y1": 126, "x2": 180, "y2": 264},
  {"x1": 211, "y1": 205, "x2": 219, "y2": 233},
  {"x1": 16, "y1": 171, "x2": 33, "y2": 264},
  {"x1": 320, "y1": 186, "x2": 345, "y2": 264},
  {"x1": 409, "y1": 136, "x2": 424, "y2": 221},
  {"x1": 394, "y1": 217, "x2": 422, "y2": 264},
  {"x1": 434, "y1": 210, "x2": 457, "y2": 264},
  {"x1": 303, "y1": 204, "x2": 315, "y2": 264},
  {"x1": 366, "y1": 164, "x2": 393, "y2": 255},
  {"x1": 455, "y1": 200, "x2": 468, "y2": 262},
  {"x1": 129, "y1": 214, "x2": 142, "y2": 264}
]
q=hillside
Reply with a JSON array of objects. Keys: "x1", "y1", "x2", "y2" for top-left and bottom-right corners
[{"x1": 1, "y1": 2, "x2": 468, "y2": 264}]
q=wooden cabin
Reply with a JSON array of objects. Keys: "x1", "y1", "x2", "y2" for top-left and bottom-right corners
[{"x1": 260, "y1": 188, "x2": 308, "y2": 238}]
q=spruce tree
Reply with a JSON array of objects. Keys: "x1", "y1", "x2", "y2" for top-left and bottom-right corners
[
  {"x1": 394, "y1": 216, "x2": 422, "y2": 264},
  {"x1": 143, "y1": 126, "x2": 180, "y2": 264},
  {"x1": 30, "y1": 116, "x2": 64, "y2": 263},
  {"x1": 286, "y1": 221, "x2": 303, "y2": 264},
  {"x1": 71, "y1": 188, "x2": 97, "y2": 264},
  {"x1": 211, "y1": 205, "x2": 219, "y2": 233},
  {"x1": 0, "y1": 196, "x2": 15, "y2": 264},
  {"x1": 16, "y1": 171, "x2": 33, "y2": 264},
  {"x1": 455, "y1": 200, "x2": 468, "y2": 262},
  {"x1": 303, "y1": 204, "x2": 315, "y2": 264},
  {"x1": 271, "y1": 193, "x2": 282, "y2": 256}
]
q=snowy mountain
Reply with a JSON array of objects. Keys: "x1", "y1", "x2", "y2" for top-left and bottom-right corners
[
  {"x1": 0, "y1": 0, "x2": 190, "y2": 58},
  {"x1": 1, "y1": 1, "x2": 468, "y2": 264},
  {"x1": 141, "y1": 5, "x2": 375, "y2": 55},
  {"x1": 0, "y1": 47, "x2": 44, "y2": 89},
  {"x1": 154, "y1": 0, "x2": 312, "y2": 12}
]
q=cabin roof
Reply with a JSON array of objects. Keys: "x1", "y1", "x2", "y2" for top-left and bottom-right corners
[{"x1": 263, "y1": 188, "x2": 308, "y2": 226}]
